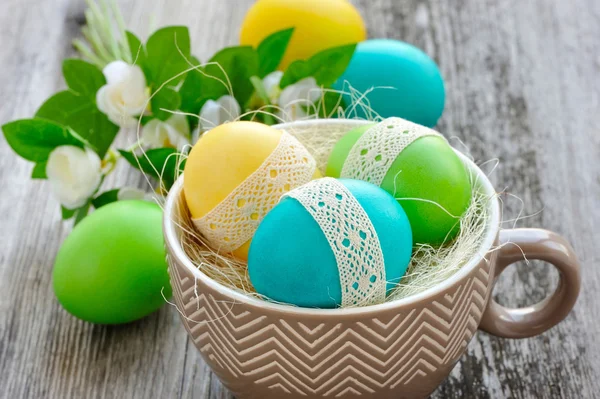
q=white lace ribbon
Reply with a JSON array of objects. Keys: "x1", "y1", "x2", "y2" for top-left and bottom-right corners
[
  {"x1": 193, "y1": 131, "x2": 317, "y2": 252},
  {"x1": 283, "y1": 178, "x2": 386, "y2": 307},
  {"x1": 340, "y1": 117, "x2": 444, "y2": 186}
]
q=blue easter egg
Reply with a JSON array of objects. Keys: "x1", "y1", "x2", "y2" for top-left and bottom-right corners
[
  {"x1": 248, "y1": 179, "x2": 413, "y2": 308},
  {"x1": 333, "y1": 39, "x2": 445, "y2": 127}
]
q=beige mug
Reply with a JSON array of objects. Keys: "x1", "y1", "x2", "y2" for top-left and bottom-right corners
[{"x1": 164, "y1": 119, "x2": 581, "y2": 399}]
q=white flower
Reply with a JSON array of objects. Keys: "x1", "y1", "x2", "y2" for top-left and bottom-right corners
[
  {"x1": 96, "y1": 61, "x2": 150, "y2": 128},
  {"x1": 199, "y1": 95, "x2": 241, "y2": 131},
  {"x1": 279, "y1": 77, "x2": 322, "y2": 121},
  {"x1": 141, "y1": 114, "x2": 190, "y2": 151},
  {"x1": 262, "y1": 71, "x2": 284, "y2": 104},
  {"x1": 261, "y1": 72, "x2": 322, "y2": 122},
  {"x1": 46, "y1": 146, "x2": 102, "y2": 210},
  {"x1": 190, "y1": 128, "x2": 201, "y2": 146}
]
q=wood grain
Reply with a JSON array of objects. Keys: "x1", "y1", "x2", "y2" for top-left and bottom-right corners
[{"x1": 0, "y1": 0, "x2": 598, "y2": 398}]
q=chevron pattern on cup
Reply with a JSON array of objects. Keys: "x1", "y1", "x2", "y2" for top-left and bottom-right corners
[{"x1": 168, "y1": 253, "x2": 493, "y2": 399}]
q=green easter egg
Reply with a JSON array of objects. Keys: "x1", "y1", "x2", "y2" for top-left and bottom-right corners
[
  {"x1": 327, "y1": 124, "x2": 471, "y2": 245},
  {"x1": 53, "y1": 200, "x2": 172, "y2": 324}
]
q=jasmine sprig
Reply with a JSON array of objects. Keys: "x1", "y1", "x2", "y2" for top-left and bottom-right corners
[
  {"x1": 1, "y1": 0, "x2": 356, "y2": 225},
  {"x1": 73, "y1": 0, "x2": 132, "y2": 69}
]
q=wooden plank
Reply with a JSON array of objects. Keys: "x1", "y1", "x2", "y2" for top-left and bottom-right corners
[{"x1": 0, "y1": 0, "x2": 598, "y2": 398}]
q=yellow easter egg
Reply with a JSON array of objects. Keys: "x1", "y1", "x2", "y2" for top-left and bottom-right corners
[
  {"x1": 240, "y1": 0, "x2": 366, "y2": 69},
  {"x1": 184, "y1": 121, "x2": 321, "y2": 260}
]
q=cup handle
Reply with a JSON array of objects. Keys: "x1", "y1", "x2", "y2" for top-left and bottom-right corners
[{"x1": 479, "y1": 228, "x2": 581, "y2": 338}]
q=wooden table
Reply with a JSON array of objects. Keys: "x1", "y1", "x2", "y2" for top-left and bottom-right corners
[{"x1": 1, "y1": 0, "x2": 598, "y2": 397}]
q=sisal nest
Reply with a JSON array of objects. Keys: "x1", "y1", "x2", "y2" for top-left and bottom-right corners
[
  {"x1": 126, "y1": 57, "x2": 498, "y2": 308},
  {"x1": 171, "y1": 119, "x2": 496, "y2": 307}
]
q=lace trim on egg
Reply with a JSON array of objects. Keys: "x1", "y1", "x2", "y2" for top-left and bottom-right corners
[
  {"x1": 340, "y1": 117, "x2": 444, "y2": 186},
  {"x1": 193, "y1": 131, "x2": 317, "y2": 252},
  {"x1": 284, "y1": 177, "x2": 386, "y2": 307}
]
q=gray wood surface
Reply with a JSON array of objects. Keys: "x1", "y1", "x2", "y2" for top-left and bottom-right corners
[{"x1": 1, "y1": 0, "x2": 598, "y2": 398}]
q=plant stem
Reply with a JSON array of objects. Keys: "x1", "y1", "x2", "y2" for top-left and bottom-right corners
[
  {"x1": 73, "y1": 39, "x2": 106, "y2": 69},
  {"x1": 82, "y1": 16, "x2": 113, "y2": 64},
  {"x1": 73, "y1": 202, "x2": 91, "y2": 225},
  {"x1": 126, "y1": 139, "x2": 144, "y2": 152},
  {"x1": 99, "y1": 0, "x2": 122, "y2": 60},
  {"x1": 101, "y1": 148, "x2": 120, "y2": 175},
  {"x1": 75, "y1": 0, "x2": 132, "y2": 66},
  {"x1": 250, "y1": 75, "x2": 276, "y2": 125},
  {"x1": 110, "y1": 0, "x2": 132, "y2": 62}
]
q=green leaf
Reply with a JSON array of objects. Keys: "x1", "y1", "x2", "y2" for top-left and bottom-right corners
[
  {"x1": 317, "y1": 90, "x2": 347, "y2": 118},
  {"x1": 73, "y1": 202, "x2": 91, "y2": 225},
  {"x1": 145, "y1": 26, "x2": 191, "y2": 88},
  {"x1": 256, "y1": 28, "x2": 294, "y2": 78},
  {"x1": 151, "y1": 87, "x2": 181, "y2": 121},
  {"x1": 250, "y1": 75, "x2": 270, "y2": 104},
  {"x1": 203, "y1": 46, "x2": 259, "y2": 107},
  {"x1": 127, "y1": 31, "x2": 147, "y2": 67},
  {"x1": 35, "y1": 91, "x2": 119, "y2": 158},
  {"x1": 62, "y1": 202, "x2": 92, "y2": 222},
  {"x1": 179, "y1": 57, "x2": 205, "y2": 116},
  {"x1": 127, "y1": 31, "x2": 151, "y2": 81},
  {"x1": 31, "y1": 162, "x2": 47, "y2": 179},
  {"x1": 61, "y1": 206, "x2": 76, "y2": 220},
  {"x1": 92, "y1": 189, "x2": 120, "y2": 209},
  {"x1": 119, "y1": 148, "x2": 184, "y2": 189},
  {"x1": 280, "y1": 44, "x2": 357, "y2": 88},
  {"x1": 249, "y1": 76, "x2": 276, "y2": 125},
  {"x1": 62, "y1": 59, "x2": 106, "y2": 98},
  {"x1": 2, "y1": 118, "x2": 82, "y2": 162},
  {"x1": 137, "y1": 115, "x2": 154, "y2": 126}
]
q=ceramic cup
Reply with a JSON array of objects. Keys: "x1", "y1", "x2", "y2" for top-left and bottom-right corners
[{"x1": 164, "y1": 119, "x2": 581, "y2": 399}]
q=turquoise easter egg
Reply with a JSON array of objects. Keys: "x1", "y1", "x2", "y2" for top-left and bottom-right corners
[
  {"x1": 248, "y1": 178, "x2": 412, "y2": 308},
  {"x1": 333, "y1": 39, "x2": 445, "y2": 127},
  {"x1": 53, "y1": 200, "x2": 172, "y2": 324}
]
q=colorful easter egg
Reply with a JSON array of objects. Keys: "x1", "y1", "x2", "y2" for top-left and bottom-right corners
[
  {"x1": 240, "y1": 0, "x2": 366, "y2": 69},
  {"x1": 333, "y1": 39, "x2": 445, "y2": 127},
  {"x1": 53, "y1": 201, "x2": 171, "y2": 324},
  {"x1": 326, "y1": 118, "x2": 472, "y2": 246},
  {"x1": 248, "y1": 178, "x2": 412, "y2": 308},
  {"x1": 184, "y1": 121, "x2": 321, "y2": 260}
]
